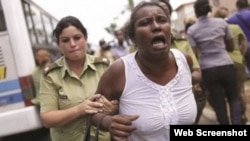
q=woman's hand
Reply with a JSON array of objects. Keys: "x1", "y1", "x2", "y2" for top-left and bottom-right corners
[
  {"x1": 109, "y1": 115, "x2": 139, "y2": 141},
  {"x1": 97, "y1": 95, "x2": 119, "y2": 115},
  {"x1": 77, "y1": 94, "x2": 104, "y2": 116}
]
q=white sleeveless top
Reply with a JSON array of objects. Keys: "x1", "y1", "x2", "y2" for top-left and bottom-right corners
[{"x1": 120, "y1": 49, "x2": 197, "y2": 141}]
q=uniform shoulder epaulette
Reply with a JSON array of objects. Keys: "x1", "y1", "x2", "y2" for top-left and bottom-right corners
[
  {"x1": 174, "y1": 36, "x2": 187, "y2": 41},
  {"x1": 93, "y1": 57, "x2": 110, "y2": 66},
  {"x1": 43, "y1": 63, "x2": 60, "y2": 76}
]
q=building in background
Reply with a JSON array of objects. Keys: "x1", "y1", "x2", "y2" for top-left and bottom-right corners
[
  {"x1": 209, "y1": 0, "x2": 237, "y2": 15},
  {"x1": 172, "y1": 0, "x2": 250, "y2": 33},
  {"x1": 172, "y1": 1, "x2": 195, "y2": 32},
  {"x1": 209, "y1": 0, "x2": 250, "y2": 16}
]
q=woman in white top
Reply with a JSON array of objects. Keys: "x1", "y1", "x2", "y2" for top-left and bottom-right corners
[{"x1": 92, "y1": 1, "x2": 197, "y2": 141}]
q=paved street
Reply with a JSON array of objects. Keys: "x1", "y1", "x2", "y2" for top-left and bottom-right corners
[{"x1": 198, "y1": 79, "x2": 250, "y2": 125}]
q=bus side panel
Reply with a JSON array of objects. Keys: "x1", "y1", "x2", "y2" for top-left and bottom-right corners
[
  {"x1": 0, "y1": 33, "x2": 25, "y2": 110},
  {"x1": 0, "y1": 106, "x2": 43, "y2": 137},
  {"x1": 0, "y1": 26, "x2": 42, "y2": 138}
]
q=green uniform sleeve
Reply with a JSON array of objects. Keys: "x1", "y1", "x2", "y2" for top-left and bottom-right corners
[
  {"x1": 129, "y1": 45, "x2": 137, "y2": 53},
  {"x1": 237, "y1": 26, "x2": 247, "y2": 42},
  {"x1": 172, "y1": 40, "x2": 200, "y2": 70},
  {"x1": 40, "y1": 73, "x2": 59, "y2": 113},
  {"x1": 184, "y1": 42, "x2": 200, "y2": 70}
]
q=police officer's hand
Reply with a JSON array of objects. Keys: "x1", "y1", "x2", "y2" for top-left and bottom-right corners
[
  {"x1": 97, "y1": 95, "x2": 119, "y2": 115},
  {"x1": 77, "y1": 94, "x2": 104, "y2": 116},
  {"x1": 109, "y1": 114, "x2": 139, "y2": 141}
]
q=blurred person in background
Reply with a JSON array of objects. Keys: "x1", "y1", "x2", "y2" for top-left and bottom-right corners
[
  {"x1": 94, "y1": 39, "x2": 114, "y2": 64},
  {"x1": 228, "y1": 0, "x2": 250, "y2": 78},
  {"x1": 214, "y1": 6, "x2": 248, "y2": 124},
  {"x1": 183, "y1": 16, "x2": 197, "y2": 36},
  {"x1": 187, "y1": 0, "x2": 242, "y2": 124},
  {"x1": 111, "y1": 29, "x2": 131, "y2": 60},
  {"x1": 86, "y1": 43, "x2": 95, "y2": 55},
  {"x1": 31, "y1": 48, "x2": 52, "y2": 105}
]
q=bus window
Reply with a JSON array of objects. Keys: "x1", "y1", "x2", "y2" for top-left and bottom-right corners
[
  {"x1": 51, "y1": 17, "x2": 57, "y2": 30},
  {"x1": 51, "y1": 18, "x2": 58, "y2": 46},
  {"x1": 23, "y1": 2, "x2": 38, "y2": 44},
  {"x1": 30, "y1": 5, "x2": 45, "y2": 44},
  {"x1": 0, "y1": 1, "x2": 7, "y2": 31},
  {"x1": 41, "y1": 14, "x2": 53, "y2": 44},
  {"x1": 23, "y1": 1, "x2": 46, "y2": 45},
  {"x1": 22, "y1": 0, "x2": 60, "y2": 60}
]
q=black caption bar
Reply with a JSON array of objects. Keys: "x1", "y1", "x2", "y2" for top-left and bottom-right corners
[{"x1": 170, "y1": 125, "x2": 250, "y2": 140}]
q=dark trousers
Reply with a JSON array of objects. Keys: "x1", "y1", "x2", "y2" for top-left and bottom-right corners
[{"x1": 202, "y1": 65, "x2": 242, "y2": 124}]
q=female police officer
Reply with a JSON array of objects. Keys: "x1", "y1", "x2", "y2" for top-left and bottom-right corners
[{"x1": 39, "y1": 16, "x2": 117, "y2": 141}]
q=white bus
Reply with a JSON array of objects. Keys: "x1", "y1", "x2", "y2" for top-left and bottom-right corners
[{"x1": 0, "y1": 0, "x2": 59, "y2": 137}]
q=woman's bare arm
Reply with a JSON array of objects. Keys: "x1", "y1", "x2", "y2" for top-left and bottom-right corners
[{"x1": 92, "y1": 59, "x2": 125, "y2": 130}]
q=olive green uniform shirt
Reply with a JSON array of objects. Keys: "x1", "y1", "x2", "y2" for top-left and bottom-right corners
[
  {"x1": 228, "y1": 24, "x2": 246, "y2": 64},
  {"x1": 228, "y1": 24, "x2": 247, "y2": 81},
  {"x1": 40, "y1": 55, "x2": 110, "y2": 141},
  {"x1": 171, "y1": 39, "x2": 200, "y2": 70}
]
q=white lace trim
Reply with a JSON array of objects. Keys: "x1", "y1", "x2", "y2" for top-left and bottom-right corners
[{"x1": 129, "y1": 51, "x2": 182, "y2": 129}]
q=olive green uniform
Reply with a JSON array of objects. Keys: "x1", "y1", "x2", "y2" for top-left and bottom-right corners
[
  {"x1": 171, "y1": 39, "x2": 200, "y2": 70},
  {"x1": 40, "y1": 55, "x2": 110, "y2": 141},
  {"x1": 228, "y1": 24, "x2": 248, "y2": 123},
  {"x1": 228, "y1": 24, "x2": 246, "y2": 81}
]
